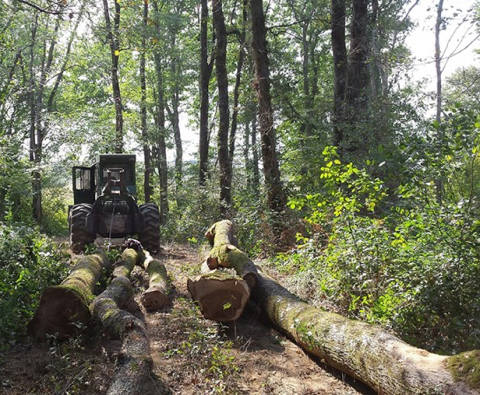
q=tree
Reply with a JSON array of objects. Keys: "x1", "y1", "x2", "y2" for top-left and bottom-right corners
[
  {"x1": 331, "y1": 0, "x2": 347, "y2": 149},
  {"x1": 140, "y1": 0, "x2": 152, "y2": 202},
  {"x1": 250, "y1": 0, "x2": 287, "y2": 231},
  {"x1": 102, "y1": 0, "x2": 124, "y2": 153},
  {"x1": 199, "y1": 0, "x2": 214, "y2": 186},
  {"x1": 212, "y1": 0, "x2": 231, "y2": 217}
]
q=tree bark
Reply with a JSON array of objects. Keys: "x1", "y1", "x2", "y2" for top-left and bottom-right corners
[
  {"x1": 151, "y1": 2, "x2": 169, "y2": 225},
  {"x1": 435, "y1": 0, "x2": 444, "y2": 124},
  {"x1": 141, "y1": 0, "x2": 152, "y2": 203},
  {"x1": 228, "y1": 0, "x2": 248, "y2": 181},
  {"x1": 250, "y1": 0, "x2": 286, "y2": 231},
  {"x1": 199, "y1": 0, "x2": 214, "y2": 186},
  {"x1": 139, "y1": 250, "x2": 169, "y2": 311},
  {"x1": 212, "y1": 0, "x2": 231, "y2": 218},
  {"x1": 91, "y1": 249, "x2": 155, "y2": 395},
  {"x1": 331, "y1": 0, "x2": 347, "y2": 150},
  {"x1": 344, "y1": 0, "x2": 369, "y2": 155},
  {"x1": 28, "y1": 252, "x2": 111, "y2": 341},
  {"x1": 103, "y1": 0, "x2": 124, "y2": 153},
  {"x1": 253, "y1": 270, "x2": 478, "y2": 395}
]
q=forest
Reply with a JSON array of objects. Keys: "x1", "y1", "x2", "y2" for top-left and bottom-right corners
[{"x1": 1, "y1": 0, "x2": 480, "y2": 393}]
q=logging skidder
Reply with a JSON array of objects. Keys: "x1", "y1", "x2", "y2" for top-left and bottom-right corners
[{"x1": 69, "y1": 154, "x2": 160, "y2": 253}]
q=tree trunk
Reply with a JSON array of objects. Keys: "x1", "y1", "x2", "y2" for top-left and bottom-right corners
[
  {"x1": 91, "y1": 249, "x2": 155, "y2": 395},
  {"x1": 103, "y1": 0, "x2": 124, "y2": 153},
  {"x1": 152, "y1": 11, "x2": 169, "y2": 225},
  {"x1": 213, "y1": 0, "x2": 231, "y2": 218},
  {"x1": 141, "y1": 0, "x2": 152, "y2": 203},
  {"x1": 331, "y1": 0, "x2": 347, "y2": 150},
  {"x1": 139, "y1": 250, "x2": 169, "y2": 311},
  {"x1": 205, "y1": 220, "x2": 258, "y2": 289},
  {"x1": 253, "y1": 270, "x2": 478, "y2": 395},
  {"x1": 344, "y1": 0, "x2": 369, "y2": 154},
  {"x1": 199, "y1": 0, "x2": 214, "y2": 186},
  {"x1": 250, "y1": 0, "x2": 286, "y2": 230},
  {"x1": 28, "y1": 252, "x2": 111, "y2": 341},
  {"x1": 251, "y1": 114, "x2": 260, "y2": 195},
  {"x1": 435, "y1": 0, "x2": 444, "y2": 124},
  {"x1": 228, "y1": 0, "x2": 248, "y2": 183}
]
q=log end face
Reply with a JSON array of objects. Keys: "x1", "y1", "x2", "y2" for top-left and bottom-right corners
[
  {"x1": 188, "y1": 277, "x2": 250, "y2": 322},
  {"x1": 28, "y1": 286, "x2": 91, "y2": 341},
  {"x1": 141, "y1": 289, "x2": 168, "y2": 311}
]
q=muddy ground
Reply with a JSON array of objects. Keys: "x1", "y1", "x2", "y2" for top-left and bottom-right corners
[{"x1": 0, "y1": 244, "x2": 375, "y2": 394}]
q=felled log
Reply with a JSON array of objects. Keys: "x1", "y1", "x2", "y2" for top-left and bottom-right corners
[
  {"x1": 28, "y1": 252, "x2": 110, "y2": 341},
  {"x1": 187, "y1": 265, "x2": 250, "y2": 322},
  {"x1": 112, "y1": 248, "x2": 138, "y2": 278},
  {"x1": 205, "y1": 220, "x2": 238, "y2": 247},
  {"x1": 138, "y1": 251, "x2": 169, "y2": 311},
  {"x1": 253, "y1": 270, "x2": 479, "y2": 395},
  {"x1": 92, "y1": 248, "x2": 155, "y2": 395},
  {"x1": 205, "y1": 220, "x2": 258, "y2": 288}
]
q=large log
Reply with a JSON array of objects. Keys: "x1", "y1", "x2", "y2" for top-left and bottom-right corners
[
  {"x1": 205, "y1": 220, "x2": 258, "y2": 288},
  {"x1": 92, "y1": 248, "x2": 155, "y2": 395},
  {"x1": 253, "y1": 269, "x2": 479, "y2": 395},
  {"x1": 28, "y1": 252, "x2": 110, "y2": 341},
  {"x1": 205, "y1": 219, "x2": 238, "y2": 247},
  {"x1": 187, "y1": 263, "x2": 250, "y2": 322},
  {"x1": 139, "y1": 251, "x2": 169, "y2": 311}
]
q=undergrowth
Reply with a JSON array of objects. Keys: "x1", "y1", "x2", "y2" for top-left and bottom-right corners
[
  {"x1": 163, "y1": 297, "x2": 240, "y2": 394},
  {"x1": 275, "y1": 115, "x2": 480, "y2": 354},
  {"x1": 0, "y1": 223, "x2": 70, "y2": 351}
]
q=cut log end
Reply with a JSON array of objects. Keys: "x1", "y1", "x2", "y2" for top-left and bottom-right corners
[
  {"x1": 141, "y1": 288, "x2": 168, "y2": 311},
  {"x1": 187, "y1": 275, "x2": 250, "y2": 322},
  {"x1": 28, "y1": 286, "x2": 91, "y2": 341}
]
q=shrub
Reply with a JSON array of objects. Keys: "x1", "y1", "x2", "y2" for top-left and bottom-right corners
[{"x1": 0, "y1": 223, "x2": 70, "y2": 350}]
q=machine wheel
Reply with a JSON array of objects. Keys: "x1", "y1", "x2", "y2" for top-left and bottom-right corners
[
  {"x1": 138, "y1": 203, "x2": 161, "y2": 253},
  {"x1": 69, "y1": 203, "x2": 95, "y2": 254}
]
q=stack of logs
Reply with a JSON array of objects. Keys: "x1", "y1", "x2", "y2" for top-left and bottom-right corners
[
  {"x1": 28, "y1": 246, "x2": 169, "y2": 395},
  {"x1": 28, "y1": 222, "x2": 480, "y2": 395}
]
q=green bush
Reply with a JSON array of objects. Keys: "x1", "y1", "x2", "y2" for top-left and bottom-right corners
[
  {"x1": 0, "y1": 223, "x2": 70, "y2": 350},
  {"x1": 279, "y1": 122, "x2": 480, "y2": 353}
]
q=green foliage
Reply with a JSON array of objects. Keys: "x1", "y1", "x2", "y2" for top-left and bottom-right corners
[
  {"x1": 0, "y1": 224, "x2": 69, "y2": 350},
  {"x1": 278, "y1": 124, "x2": 480, "y2": 353}
]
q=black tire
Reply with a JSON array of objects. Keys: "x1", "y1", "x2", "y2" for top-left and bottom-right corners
[
  {"x1": 139, "y1": 203, "x2": 161, "y2": 253},
  {"x1": 69, "y1": 203, "x2": 95, "y2": 254}
]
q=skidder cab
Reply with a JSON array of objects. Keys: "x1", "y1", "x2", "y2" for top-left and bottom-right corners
[{"x1": 69, "y1": 154, "x2": 160, "y2": 253}]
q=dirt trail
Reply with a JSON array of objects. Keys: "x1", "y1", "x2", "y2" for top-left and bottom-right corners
[
  {"x1": 1, "y1": 244, "x2": 373, "y2": 394},
  {"x1": 139, "y1": 244, "x2": 370, "y2": 395}
]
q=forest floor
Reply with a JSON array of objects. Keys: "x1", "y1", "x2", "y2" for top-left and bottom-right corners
[{"x1": 1, "y1": 243, "x2": 374, "y2": 395}]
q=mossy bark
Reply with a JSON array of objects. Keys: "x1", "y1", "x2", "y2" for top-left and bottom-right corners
[
  {"x1": 92, "y1": 250, "x2": 159, "y2": 395},
  {"x1": 28, "y1": 252, "x2": 110, "y2": 341},
  {"x1": 205, "y1": 219, "x2": 237, "y2": 247},
  {"x1": 205, "y1": 220, "x2": 258, "y2": 288},
  {"x1": 187, "y1": 269, "x2": 250, "y2": 322},
  {"x1": 253, "y1": 270, "x2": 479, "y2": 395},
  {"x1": 112, "y1": 248, "x2": 139, "y2": 278},
  {"x1": 139, "y1": 251, "x2": 169, "y2": 311}
]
